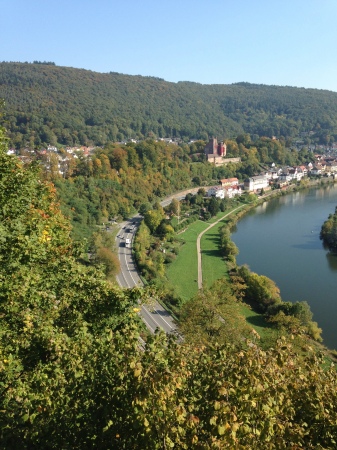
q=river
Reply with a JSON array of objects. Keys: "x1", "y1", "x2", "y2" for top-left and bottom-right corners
[{"x1": 231, "y1": 184, "x2": 337, "y2": 350}]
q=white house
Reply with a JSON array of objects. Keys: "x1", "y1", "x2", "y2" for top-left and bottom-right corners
[
  {"x1": 298, "y1": 165, "x2": 308, "y2": 176},
  {"x1": 207, "y1": 186, "x2": 225, "y2": 199},
  {"x1": 261, "y1": 169, "x2": 278, "y2": 181},
  {"x1": 288, "y1": 167, "x2": 304, "y2": 181},
  {"x1": 279, "y1": 173, "x2": 292, "y2": 182},
  {"x1": 224, "y1": 185, "x2": 242, "y2": 198},
  {"x1": 244, "y1": 175, "x2": 269, "y2": 192}
]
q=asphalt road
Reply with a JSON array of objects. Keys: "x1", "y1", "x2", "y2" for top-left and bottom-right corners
[{"x1": 116, "y1": 216, "x2": 177, "y2": 334}]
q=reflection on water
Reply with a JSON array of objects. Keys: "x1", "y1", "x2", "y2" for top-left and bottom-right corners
[
  {"x1": 279, "y1": 190, "x2": 306, "y2": 207},
  {"x1": 232, "y1": 185, "x2": 337, "y2": 349},
  {"x1": 326, "y1": 252, "x2": 337, "y2": 271}
]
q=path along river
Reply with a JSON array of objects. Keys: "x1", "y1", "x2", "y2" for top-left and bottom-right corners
[{"x1": 231, "y1": 184, "x2": 337, "y2": 350}]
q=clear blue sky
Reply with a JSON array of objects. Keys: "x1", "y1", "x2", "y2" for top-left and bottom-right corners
[{"x1": 3, "y1": 0, "x2": 337, "y2": 92}]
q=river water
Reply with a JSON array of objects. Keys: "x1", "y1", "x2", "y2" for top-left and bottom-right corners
[{"x1": 231, "y1": 184, "x2": 337, "y2": 350}]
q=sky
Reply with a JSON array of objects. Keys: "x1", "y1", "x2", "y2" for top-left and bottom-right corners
[{"x1": 2, "y1": 0, "x2": 337, "y2": 92}]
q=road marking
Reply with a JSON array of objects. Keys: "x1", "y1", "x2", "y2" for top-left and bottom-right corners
[
  {"x1": 116, "y1": 215, "x2": 183, "y2": 334},
  {"x1": 148, "y1": 306, "x2": 175, "y2": 330},
  {"x1": 123, "y1": 247, "x2": 139, "y2": 286},
  {"x1": 141, "y1": 306, "x2": 158, "y2": 333}
]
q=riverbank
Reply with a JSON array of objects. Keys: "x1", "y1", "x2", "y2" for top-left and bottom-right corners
[
  {"x1": 232, "y1": 182, "x2": 337, "y2": 354},
  {"x1": 164, "y1": 177, "x2": 337, "y2": 358}
]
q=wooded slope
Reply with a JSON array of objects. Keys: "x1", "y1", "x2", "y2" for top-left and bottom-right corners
[{"x1": 1, "y1": 62, "x2": 337, "y2": 147}]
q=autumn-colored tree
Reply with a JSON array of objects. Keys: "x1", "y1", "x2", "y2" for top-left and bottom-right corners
[
  {"x1": 180, "y1": 279, "x2": 252, "y2": 347},
  {"x1": 238, "y1": 265, "x2": 281, "y2": 312},
  {"x1": 144, "y1": 209, "x2": 165, "y2": 234}
]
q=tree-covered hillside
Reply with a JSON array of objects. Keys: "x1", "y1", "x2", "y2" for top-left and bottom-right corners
[{"x1": 1, "y1": 62, "x2": 337, "y2": 148}]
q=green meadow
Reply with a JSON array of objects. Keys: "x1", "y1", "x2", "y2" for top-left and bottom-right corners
[
  {"x1": 165, "y1": 208, "x2": 284, "y2": 345},
  {"x1": 200, "y1": 217, "x2": 229, "y2": 290},
  {"x1": 166, "y1": 207, "x2": 244, "y2": 301},
  {"x1": 166, "y1": 221, "x2": 207, "y2": 302}
]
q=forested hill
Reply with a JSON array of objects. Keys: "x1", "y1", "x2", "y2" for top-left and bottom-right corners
[{"x1": 1, "y1": 61, "x2": 337, "y2": 148}]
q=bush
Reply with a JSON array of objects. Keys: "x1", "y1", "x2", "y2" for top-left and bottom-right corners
[
  {"x1": 164, "y1": 253, "x2": 176, "y2": 264},
  {"x1": 95, "y1": 247, "x2": 120, "y2": 278}
]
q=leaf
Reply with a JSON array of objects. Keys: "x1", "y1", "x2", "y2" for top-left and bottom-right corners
[
  {"x1": 103, "y1": 420, "x2": 113, "y2": 432},
  {"x1": 214, "y1": 401, "x2": 221, "y2": 410},
  {"x1": 210, "y1": 416, "x2": 217, "y2": 426},
  {"x1": 218, "y1": 423, "x2": 230, "y2": 435},
  {"x1": 232, "y1": 422, "x2": 240, "y2": 432},
  {"x1": 134, "y1": 368, "x2": 142, "y2": 377}
]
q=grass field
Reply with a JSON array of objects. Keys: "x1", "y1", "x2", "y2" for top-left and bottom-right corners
[
  {"x1": 165, "y1": 220, "x2": 208, "y2": 302},
  {"x1": 165, "y1": 207, "x2": 286, "y2": 343},
  {"x1": 238, "y1": 303, "x2": 277, "y2": 344},
  {"x1": 201, "y1": 216, "x2": 229, "y2": 289},
  {"x1": 166, "y1": 208, "x2": 240, "y2": 301}
]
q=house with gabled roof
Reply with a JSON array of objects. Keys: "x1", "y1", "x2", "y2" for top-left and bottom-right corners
[
  {"x1": 220, "y1": 177, "x2": 239, "y2": 187},
  {"x1": 310, "y1": 165, "x2": 323, "y2": 176},
  {"x1": 224, "y1": 185, "x2": 242, "y2": 198}
]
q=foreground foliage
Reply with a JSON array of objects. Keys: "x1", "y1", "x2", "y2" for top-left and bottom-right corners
[{"x1": 1, "y1": 125, "x2": 337, "y2": 448}]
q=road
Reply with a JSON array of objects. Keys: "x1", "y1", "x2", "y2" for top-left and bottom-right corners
[
  {"x1": 116, "y1": 187, "x2": 212, "y2": 334},
  {"x1": 116, "y1": 216, "x2": 177, "y2": 334},
  {"x1": 159, "y1": 187, "x2": 203, "y2": 207}
]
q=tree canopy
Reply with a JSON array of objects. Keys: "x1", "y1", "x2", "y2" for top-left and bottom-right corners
[
  {"x1": 1, "y1": 62, "x2": 337, "y2": 148},
  {"x1": 320, "y1": 206, "x2": 337, "y2": 252}
]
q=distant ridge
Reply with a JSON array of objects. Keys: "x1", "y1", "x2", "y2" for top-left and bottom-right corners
[{"x1": 1, "y1": 62, "x2": 337, "y2": 148}]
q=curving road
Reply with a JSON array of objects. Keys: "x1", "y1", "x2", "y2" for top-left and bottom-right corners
[
  {"x1": 116, "y1": 187, "x2": 212, "y2": 334},
  {"x1": 116, "y1": 216, "x2": 177, "y2": 334}
]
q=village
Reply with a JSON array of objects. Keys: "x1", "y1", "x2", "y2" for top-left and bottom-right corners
[
  {"x1": 6, "y1": 137, "x2": 337, "y2": 196},
  {"x1": 203, "y1": 137, "x2": 337, "y2": 198}
]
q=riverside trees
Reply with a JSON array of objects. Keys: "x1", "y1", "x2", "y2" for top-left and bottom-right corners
[{"x1": 320, "y1": 206, "x2": 337, "y2": 252}]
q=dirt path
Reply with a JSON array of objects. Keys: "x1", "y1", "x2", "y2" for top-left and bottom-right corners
[{"x1": 197, "y1": 204, "x2": 245, "y2": 289}]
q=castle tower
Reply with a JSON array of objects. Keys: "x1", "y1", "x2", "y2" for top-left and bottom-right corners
[
  {"x1": 204, "y1": 138, "x2": 218, "y2": 155},
  {"x1": 217, "y1": 141, "x2": 226, "y2": 157}
]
